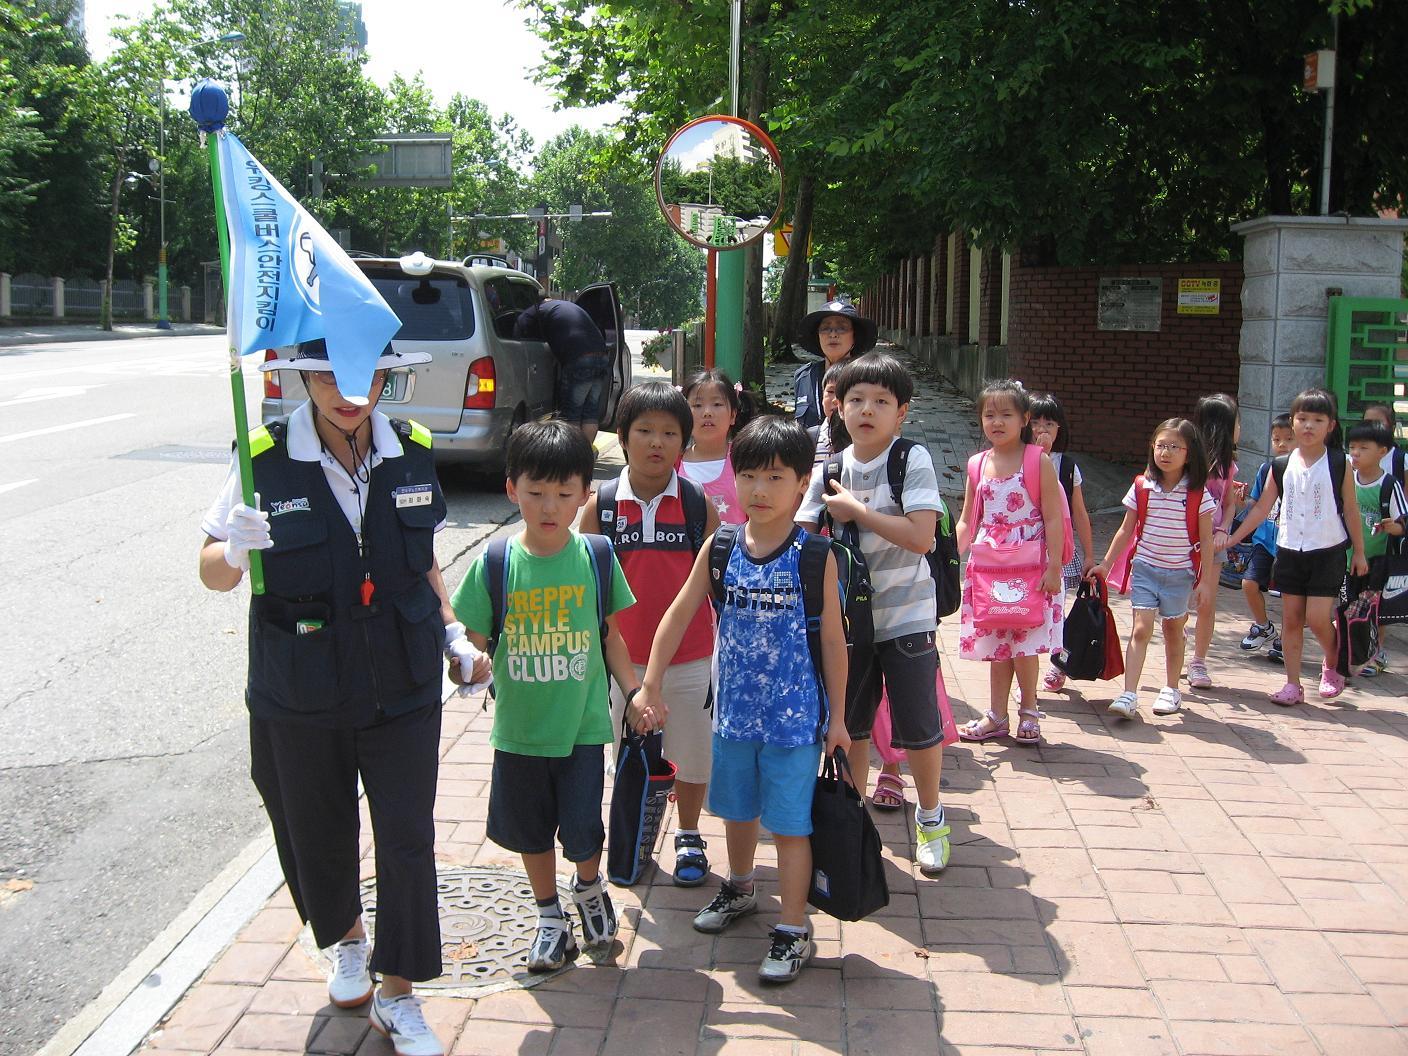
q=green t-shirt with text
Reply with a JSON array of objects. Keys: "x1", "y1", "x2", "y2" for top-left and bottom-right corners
[
  {"x1": 452, "y1": 532, "x2": 635, "y2": 757},
  {"x1": 1353, "y1": 474, "x2": 1406, "y2": 563}
]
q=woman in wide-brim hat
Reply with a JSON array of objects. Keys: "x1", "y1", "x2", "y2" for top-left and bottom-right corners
[
  {"x1": 197, "y1": 337, "x2": 486, "y2": 1056},
  {"x1": 792, "y1": 300, "x2": 877, "y2": 430}
]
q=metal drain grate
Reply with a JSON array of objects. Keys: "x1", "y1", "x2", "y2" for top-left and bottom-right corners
[{"x1": 301, "y1": 864, "x2": 579, "y2": 998}]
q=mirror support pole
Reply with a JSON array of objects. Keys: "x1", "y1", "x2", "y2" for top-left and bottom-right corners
[
  {"x1": 705, "y1": 249, "x2": 717, "y2": 368},
  {"x1": 716, "y1": 245, "x2": 745, "y2": 381},
  {"x1": 729, "y1": 0, "x2": 742, "y2": 117}
]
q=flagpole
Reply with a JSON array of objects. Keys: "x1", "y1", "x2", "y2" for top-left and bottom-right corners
[{"x1": 192, "y1": 81, "x2": 264, "y2": 594}]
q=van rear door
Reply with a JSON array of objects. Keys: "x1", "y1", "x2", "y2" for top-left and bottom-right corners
[{"x1": 574, "y1": 283, "x2": 627, "y2": 428}]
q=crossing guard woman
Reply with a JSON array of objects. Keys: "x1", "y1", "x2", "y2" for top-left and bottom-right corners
[{"x1": 199, "y1": 340, "x2": 487, "y2": 1056}]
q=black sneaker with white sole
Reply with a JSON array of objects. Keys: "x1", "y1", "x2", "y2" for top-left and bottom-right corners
[
  {"x1": 758, "y1": 928, "x2": 813, "y2": 983},
  {"x1": 527, "y1": 912, "x2": 578, "y2": 972},
  {"x1": 1240, "y1": 621, "x2": 1275, "y2": 650},
  {"x1": 1268, "y1": 636, "x2": 1284, "y2": 664}
]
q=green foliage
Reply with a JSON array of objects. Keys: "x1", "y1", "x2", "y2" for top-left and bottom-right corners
[
  {"x1": 658, "y1": 153, "x2": 780, "y2": 223},
  {"x1": 531, "y1": 126, "x2": 704, "y2": 329}
]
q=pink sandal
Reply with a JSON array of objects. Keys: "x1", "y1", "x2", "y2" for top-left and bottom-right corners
[
  {"x1": 1014, "y1": 707, "x2": 1042, "y2": 746},
  {"x1": 959, "y1": 710, "x2": 1010, "y2": 742},
  {"x1": 1268, "y1": 683, "x2": 1305, "y2": 706},
  {"x1": 870, "y1": 772, "x2": 906, "y2": 811}
]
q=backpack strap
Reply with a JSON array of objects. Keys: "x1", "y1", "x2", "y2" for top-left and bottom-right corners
[
  {"x1": 708, "y1": 523, "x2": 740, "y2": 609},
  {"x1": 595, "y1": 477, "x2": 620, "y2": 544},
  {"x1": 796, "y1": 531, "x2": 834, "y2": 735},
  {"x1": 1380, "y1": 474, "x2": 1396, "y2": 522},
  {"x1": 966, "y1": 451, "x2": 988, "y2": 522},
  {"x1": 1021, "y1": 443, "x2": 1043, "y2": 510},
  {"x1": 582, "y1": 533, "x2": 614, "y2": 632},
  {"x1": 821, "y1": 455, "x2": 855, "y2": 544},
  {"x1": 678, "y1": 476, "x2": 709, "y2": 554},
  {"x1": 886, "y1": 436, "x2": 919, "y2": 511},
  {"x1": 1058, "y1": 453, "x2": 1076, "y2": 502},
  {"x1": 1185, "y1": 487, "x2": 1205, "y2": 586},
  {"x1": 1272, "y1": 450, "x2": 1346, "y2": 519},
  {"x1": 1394, "y1": 446, "x2": 1407, "y2": 488},
  {"x1": 484, "y1": 538, "x2": 511, "y2": 658},
  {"x1": 1271, "y1": 454, "x2": 1288, "y2": 498}
]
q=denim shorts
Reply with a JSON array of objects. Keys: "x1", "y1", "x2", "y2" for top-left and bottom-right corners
[
  {"x1": 487, "y1": 745, "x2": 605, "y2": 861},
  {"x1": 707, "y1": 735, "x2": 822, "y2": 837},
  {"x1": 557, "y1": 356, "x2": 608, "y2": 425},
  {"x1": 1129, "y1": 560, "x2": 1195, "y2": 620},
  {"x1": 1242, "y1": 543, "x2": 1275, "y2": 592}
]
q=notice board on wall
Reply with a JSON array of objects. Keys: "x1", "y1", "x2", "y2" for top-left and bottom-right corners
[{"x1": 1098, "y1": 277, "x2": 1162, "y2": 332}]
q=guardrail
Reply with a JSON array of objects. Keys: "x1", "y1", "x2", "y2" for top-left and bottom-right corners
[{"x1": 0, "y1": 272, "x2": 195, "y2": 321}]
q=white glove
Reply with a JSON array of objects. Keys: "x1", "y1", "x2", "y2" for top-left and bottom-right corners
[
  {"x1": 222, "y1": 492, "x2": 273, "y2": 571},
  {"x1": 444, "y1": 622, "x2": 493, "y2": 696}
]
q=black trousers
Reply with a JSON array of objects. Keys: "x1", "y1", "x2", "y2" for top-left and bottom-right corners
[{"x1": 249, "y1": 703, "x2": 442, "y2": 981}]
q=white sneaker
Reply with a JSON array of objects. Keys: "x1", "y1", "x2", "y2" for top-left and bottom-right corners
[
  {"x1": 1152, "y1": 687, "x2": 1182, "y2": 715},
  {"x1": 326, "y1": 938, "x2": 372, "y2": 1008},
  {"x1": 1107, "y1": 691, "x2": 1139, "y2": 719},
  {"x1": 369, "y1": 991, "x2": 444, "y2": 1056}
]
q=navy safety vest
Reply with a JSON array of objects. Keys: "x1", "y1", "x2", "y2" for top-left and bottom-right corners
[{"x1": 244, "y1": 415, "x2": 447, "y2": 728}]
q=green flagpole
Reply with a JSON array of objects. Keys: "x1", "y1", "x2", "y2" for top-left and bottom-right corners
[{"x1": 196, "y1": 87, "x2": 264, "y2": 594}]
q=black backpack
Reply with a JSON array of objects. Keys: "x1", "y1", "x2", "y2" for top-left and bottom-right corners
[
  {"x1": 707, "y1": 525, "x2": 852, "y2": 740},
  {"x1": 1271, "y1": 448, "x2": 1348, "y2": 521},
  {"x1": 594, "y1": 475, "x2": 709, "y2": 554},
  {"x1": 482, "y1": 534, "x2": 615, "y2": 703},
  {"x1": 887, "y1": 438, "x2": 961, "y2": 620}
]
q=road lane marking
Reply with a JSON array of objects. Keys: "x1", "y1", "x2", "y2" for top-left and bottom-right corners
[
  {"x1": 0, "y1": 479, "x2": 37, "y2": 496},
  {"x1": 0, "y1": 413, "x2": 136, "y2": 444},
  {"x1": 0, "y1": 386, "x2": 92, "y2": 409}
]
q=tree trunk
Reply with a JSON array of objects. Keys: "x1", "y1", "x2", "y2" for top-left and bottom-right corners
[
  {"x1": 102, "y1": 157, "x2": 124, "y2": 332},
  {"x1": 768, "y1": 170, "x2": 815, "y2": 358}
]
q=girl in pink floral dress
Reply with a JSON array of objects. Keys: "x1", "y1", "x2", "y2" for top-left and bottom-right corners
[{"x1": 955, "y1": 380, "x2": 1066, "y2": 746}]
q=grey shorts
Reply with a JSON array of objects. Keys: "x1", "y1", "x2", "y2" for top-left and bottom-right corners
[
  {"x1": 846, "y1": 631, "x2": 944, "y2": 750},
  {"x1": 1130, "y1": 560, "x2": 1195, "y2": 620}
]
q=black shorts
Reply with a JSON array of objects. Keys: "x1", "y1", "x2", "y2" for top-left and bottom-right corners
[
  {"x1": 1271, "y1": 544, "x2": 1346, "y2": 599},
  {"x1": 845, "y1": 631, "x2": 944, "y2": 750},
  {"x1": 1241, "y1": 543, "x2": 1275, "y2": 592},
  {"x1": 487, "y1": 745, "x2": 605, "y2": 861}
]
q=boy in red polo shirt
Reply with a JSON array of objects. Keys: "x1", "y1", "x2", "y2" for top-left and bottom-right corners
[{"x1": 578, "y1": 382, "x2": 720, "y2": 885}]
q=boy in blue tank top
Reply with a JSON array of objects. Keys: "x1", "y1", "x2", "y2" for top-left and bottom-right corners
[{"x1": 638, "y1": 416, "x2": 849, "y2": 984}]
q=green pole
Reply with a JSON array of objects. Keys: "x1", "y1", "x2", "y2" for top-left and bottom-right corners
[
  {"x1": 206, "y1": 131, "x2": 264, "y2": 594},
  {"x1": 715, "y1": 246, "x2": 745, "y2": 382}
]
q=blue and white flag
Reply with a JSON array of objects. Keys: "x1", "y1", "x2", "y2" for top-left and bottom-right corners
[{"x1": 217, "y1": 131, "x2": 400, "y2": 404}]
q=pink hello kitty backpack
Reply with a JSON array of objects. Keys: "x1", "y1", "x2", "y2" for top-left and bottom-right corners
[{"x1": 966, "y1": 445, "x2": 1073, "y2": 630}]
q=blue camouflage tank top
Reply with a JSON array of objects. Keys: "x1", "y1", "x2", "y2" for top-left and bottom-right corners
[{"x1": 715, "y1": 525, "x2": 824, "y2": 748}]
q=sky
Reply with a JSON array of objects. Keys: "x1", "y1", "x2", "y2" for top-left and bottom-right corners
[{"x1": 83, "y1": 0, "x2": 625, "y2": 149}]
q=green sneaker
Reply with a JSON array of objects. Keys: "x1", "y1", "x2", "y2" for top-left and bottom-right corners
[{"x1": 915, "y1": 817, "x2": 951, "y2": 876}]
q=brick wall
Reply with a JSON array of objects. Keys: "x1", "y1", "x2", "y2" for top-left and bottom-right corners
[{"x1": 1006, "y1": 260, "x2": 1244, "y2": 464}]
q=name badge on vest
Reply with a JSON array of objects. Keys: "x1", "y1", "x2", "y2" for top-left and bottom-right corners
[{"x1": 394, "y1": 484, "x2": 433, "y2": 509}]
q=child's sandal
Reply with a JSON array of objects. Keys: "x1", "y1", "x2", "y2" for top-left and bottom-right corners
[
  {"x1": 958, "y1": 710, "x2": 1010, "y2": 743},
  {"x1": 672, "y1": 833, "x2": 710, "y2": 887},
  {"x1": 870, "y1": 772, "x2": 906, "y2": 811},
  {"x1": 1014, "y1": 707, "x2": 1042, "y2": 746},
  {"x1": 1268, "y1": 683, "x2": 1304, "y2": 706}
]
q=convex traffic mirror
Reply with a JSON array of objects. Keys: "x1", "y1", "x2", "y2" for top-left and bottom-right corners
[{"x1": 655, "y1": 115, "x2": 783, "y2": 249}]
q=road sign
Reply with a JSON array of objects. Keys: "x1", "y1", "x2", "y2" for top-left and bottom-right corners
[
  {"x1": 774, "y1": 224, "x2": 810, "y2": 258},
  {"x1": 358, "y1": 133, "x2": 453, "y2": 187}
]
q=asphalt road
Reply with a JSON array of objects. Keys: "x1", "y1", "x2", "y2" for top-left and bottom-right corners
[{"x1": 0, "y1": 333, "x2": 522, "y2": 1056}]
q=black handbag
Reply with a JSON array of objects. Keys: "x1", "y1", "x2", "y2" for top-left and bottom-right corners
[
  {"x1": 1375, "y1": 544, "x2": 1408, "y2": 625},
  {"x1": 1054, "y1": 575, "x2": 1109, "y2": 681},
  {"x1": 808, "y1": 749, "x2": 889, "y2": 921},
  {"x1": 607, "y1": 714, "x2": 676, "y2": 887}
]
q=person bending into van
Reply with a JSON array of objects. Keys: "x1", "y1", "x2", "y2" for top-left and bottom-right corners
[{"x1": 514, "y1": 294, "x2": 609, "y2": 443}]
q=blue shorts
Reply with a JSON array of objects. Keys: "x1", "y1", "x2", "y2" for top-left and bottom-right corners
[
  {"x1": 487, "y1": 745, "x2": 605, "y2": 861},
  {"x1": 557, "y1": 356, "x2": 608, "y2": 425},
  {"x1": 1242, "y1": 543, "x2": 1275, "y2": 592},
  {"x1": 1129, "y1": 560, "x2": 1195, "y2": 620},
  {"x1": 707, "y1": 736, "x2": 821, "y2": 837}
]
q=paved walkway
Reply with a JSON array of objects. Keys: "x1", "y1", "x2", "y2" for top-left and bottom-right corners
[{"x1": 134, "y1": 352, "x2": 1408, "y2": 1055}]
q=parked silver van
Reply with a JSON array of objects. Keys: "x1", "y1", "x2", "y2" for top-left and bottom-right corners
[{"x1": 259, "y1": 254, "x2": 629, "y2": 472}]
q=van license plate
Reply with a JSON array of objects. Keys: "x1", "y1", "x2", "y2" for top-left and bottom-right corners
[{"x1": 381, "y1": 374, "x2": 406, "y2": 402}]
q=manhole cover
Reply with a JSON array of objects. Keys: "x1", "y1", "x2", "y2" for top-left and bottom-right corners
[{"x1": 299, "y1": 864, "x2": 580, "y2": 997}]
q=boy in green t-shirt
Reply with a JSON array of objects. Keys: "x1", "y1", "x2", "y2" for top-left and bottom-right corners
[
  {"x1": 451, "y1": 421, "x2": 639, "y2": 971},
  {"x1": 1347, "y1": 421, "x2": 1407, "y2": 676}
]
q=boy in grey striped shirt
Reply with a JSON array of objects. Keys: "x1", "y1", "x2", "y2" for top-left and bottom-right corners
[{"x1": 797, "y1": 352, "x2": 951, "y2": 875}]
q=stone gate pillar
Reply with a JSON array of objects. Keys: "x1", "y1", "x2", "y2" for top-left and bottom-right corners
[{"x1": 1233, "y1": 215, "x2": 1408, "y2": 470}]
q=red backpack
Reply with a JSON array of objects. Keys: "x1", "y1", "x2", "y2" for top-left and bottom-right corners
[{"x1": 1108, "y1": 476, "x2": 1205, "y2": 594}]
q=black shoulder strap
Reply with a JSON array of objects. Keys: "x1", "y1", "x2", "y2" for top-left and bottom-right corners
[
  {"x1": 1271, "y1": 454, "x2": 1289, "y2": 498},
  {"x1": 797, "y1": 531, "x2": 833, "y2": 733},
  {"x1": 821, "y1": 455, "x2": 845, "y2": 533},
  {"x1": 1380, "y1": 473, "x2": 1396, "y2": 520},
  {"x1": 1395, "y1": 445, "x2": 1407, "y2": 484},
  {"x1": 1058, "y1": 453, "x2": 1076, "y2": 501},
  {"x1": 485, "y1": 538, "x2": 511, "y2": 656},
  {"x1": 886, "y1": 436, "x2": 918, "y2": 511},
  {"x1": 595, "y1": 478, "x2": 619, "y2": 544},
  {"x1": 678, "y1": 476, "x2": 708, "y2": 554},
  {"x1": 582, "y1": 533, "x2": 614, "y2": 631},
  {"x1": 1329, "y1": 447, "x2": 1346, "y2": 517},
  {"x1": 708, "y1": 523, "x2": 740, "y2": 608}
]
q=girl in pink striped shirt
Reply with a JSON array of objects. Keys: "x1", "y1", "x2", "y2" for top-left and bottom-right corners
[{"x1": 1091, "y1": 419, "x2": 1216, "y2": 719}]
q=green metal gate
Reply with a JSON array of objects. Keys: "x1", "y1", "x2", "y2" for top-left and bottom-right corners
[{"x1": 1326, "y1": 296, "x2": 1408, "y2": 438}]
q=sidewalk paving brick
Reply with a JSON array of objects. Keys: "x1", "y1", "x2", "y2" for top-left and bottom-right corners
[{"x1": 134, "y1": 347, "x2": 1408, "y2": 1053}]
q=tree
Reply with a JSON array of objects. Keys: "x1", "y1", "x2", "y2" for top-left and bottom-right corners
[{"x1": 531, "y1": 127, "x2": 704, "y2": 329}]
